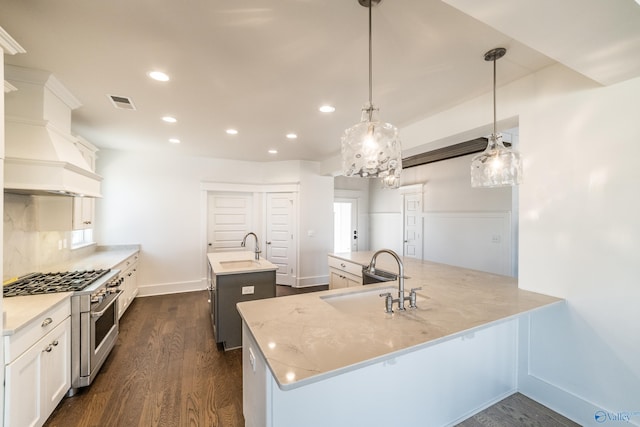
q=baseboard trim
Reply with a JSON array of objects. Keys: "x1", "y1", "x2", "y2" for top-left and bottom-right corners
[
  {"x1": 137, "y1": 278, "x2": 206, "y2": 297},
  {"x1": 446, "y1": 388, "x2": 517, "y2": 427},
  {"x1": 518, "y1": 312, "x2": 640, "y2": 427},
  {"x1": 295, "y1": 275, "x2": 329, "y2": 288}
]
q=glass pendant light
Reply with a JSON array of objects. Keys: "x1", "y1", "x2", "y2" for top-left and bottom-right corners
[
  {"x1": 342, "y1": 0, "x2": 402, "y2": 182},
  {"x1": 471, "y1": 48, "x2": 522, "y2": 188}
]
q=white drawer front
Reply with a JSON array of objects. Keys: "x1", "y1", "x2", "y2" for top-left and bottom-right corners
[
  {"x1": 4, "y1": 300, "x2": 71, "y2": 363},
  {"x1": 328, "y1": 256, "x2": 364, "y2": 278}
]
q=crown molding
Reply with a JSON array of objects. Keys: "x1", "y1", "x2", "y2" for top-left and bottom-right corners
[
  {"x1": 5, "y1": 64, "x2": 82, "y2": 110},
  {"x1": 0, "y1": 26, "x2": 26, "y2": 55}
]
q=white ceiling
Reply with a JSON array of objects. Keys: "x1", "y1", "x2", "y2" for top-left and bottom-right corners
[{"x1": 2, "y1": 0, "x2": 639, "y2": 163}]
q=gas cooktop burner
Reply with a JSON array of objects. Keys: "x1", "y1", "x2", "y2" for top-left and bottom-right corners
[{"x1": 3, "y1": 269, "x2": 111, "y2": 297}]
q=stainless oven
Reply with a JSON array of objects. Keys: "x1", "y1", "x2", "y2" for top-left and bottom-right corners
[
  {"x1": 3, "y1": 268, "x2": 122, "y2": 396},
  {"x1": 69, "y1": 271, "x2": 121, "y2": 395}
]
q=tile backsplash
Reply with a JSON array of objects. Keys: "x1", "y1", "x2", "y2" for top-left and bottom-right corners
[{"x1": 3, "y1": 193, "x2": 92, "y2": 280}]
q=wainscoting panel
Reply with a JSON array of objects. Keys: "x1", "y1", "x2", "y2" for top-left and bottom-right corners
[{"x1": 423, "y1": 211, "x2": 512, "y2": 276}]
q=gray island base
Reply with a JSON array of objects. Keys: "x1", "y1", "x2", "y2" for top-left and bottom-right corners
[{"x1": 237, "y1": 253, "x2": 562, "y2": 427}]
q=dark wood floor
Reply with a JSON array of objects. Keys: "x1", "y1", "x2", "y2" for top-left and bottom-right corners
[
  {"x1": 45, "y1": 291, "x2": 243, "y2": 427},
  {"x1": 45, "y1": 288, "x2": 578, "y2": 427}
]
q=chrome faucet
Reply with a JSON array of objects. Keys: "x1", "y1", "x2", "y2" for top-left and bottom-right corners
[
  {"x1": 367, "y1": 249, "x2": 421, "y2": 312},
  {"x1": 241, "y1": 232, "x2": 261, "y2": 260}
]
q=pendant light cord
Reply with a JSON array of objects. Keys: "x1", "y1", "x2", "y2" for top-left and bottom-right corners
[
  {"x1": 492, "y1": 56, "x2": 497, "y2": 136},
  {"x1": 368, "y1": 0, "x2": 373, "y2": 121}
]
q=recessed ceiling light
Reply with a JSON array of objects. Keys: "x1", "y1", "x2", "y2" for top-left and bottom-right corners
[
  {"x1": 226, "y1": 129, "x2": 238, "y2": 135},
  {"x1": 319, "y1": 105, "x2": 336, "y2": 113},
  {"x1": 286, "y1": 133, "x2": 298, "y2": 139},
  {"x1": 148, "y1": 71, "x2": 170, "y2": 82},
  {"x1": 268, "y1": 149, "x2": 278, "y2": 154},
  {"x1": 162, "y1": 116, "x2": 177, "y2": 123},
  {"x1": 169, "y1": 138, "x2": 180, "y2": 144}
]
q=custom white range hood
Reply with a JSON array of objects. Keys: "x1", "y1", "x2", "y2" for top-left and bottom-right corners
[{"x1": 4, "y1": 65, "x2": 102, "y2": 197}]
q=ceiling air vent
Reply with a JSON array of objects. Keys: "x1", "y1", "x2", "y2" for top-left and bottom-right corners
[{"x1": 108, "y1": 94, "x2": 136, "y2": 110}]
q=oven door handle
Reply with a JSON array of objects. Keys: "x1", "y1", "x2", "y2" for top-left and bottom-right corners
[{"x1": 91, "y1": 290, "x2": 122, "y2": 319}]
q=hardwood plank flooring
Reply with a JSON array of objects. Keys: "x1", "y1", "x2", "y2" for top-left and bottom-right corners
[
  {"x1": 44, "y1": 291, "x2": 243, "y2": 427},
  {"x1": 45, "y1": 289, "x2": 578, "y2": 427}
]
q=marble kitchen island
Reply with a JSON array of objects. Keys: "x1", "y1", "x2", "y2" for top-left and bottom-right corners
[{"x1": 237, "y1": 252, "x2": 563, "y2": 427}]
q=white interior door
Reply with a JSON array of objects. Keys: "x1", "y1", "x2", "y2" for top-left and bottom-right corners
[
  {"x1": 333, "y1": 198, "x2": 358, "y2": 253},
  {"x1": 207, "y1": 192, "x2": 253, "y2": 253},
  {"x1": 266, "y1": 193, "x2": 296, "y2": 286},
  {"x1": 403, "y1": 193, "x2": 423, "y2": 259}
]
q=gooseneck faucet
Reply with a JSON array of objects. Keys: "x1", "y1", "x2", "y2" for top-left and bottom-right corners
[
  {"x1": 241, "y1": 232, "x2": 261, "y2": 260},
  {"x1": 367, "y1": 249, "x2": 421, "y2": 312}
]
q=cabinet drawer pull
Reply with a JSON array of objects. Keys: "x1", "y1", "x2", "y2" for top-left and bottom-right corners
[
  {"x1": 41, "y1": 317, "x2": 53, "y2": 327},
  {"x1": 43, "y1": 345, "x2": 53, "y2": 353},
  {"x1": 340, "y1": 263, "x2": 346, "y2": 268},
  {"x1": 52, "y1": 340, "x2": 59, "y2": 347}
]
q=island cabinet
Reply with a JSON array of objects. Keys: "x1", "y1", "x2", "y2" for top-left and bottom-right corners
[
  {"x1": 4, "y1": 299, "x2": 71, "y2": 427},
  {"x1": 328, "y1": 255, "x2": 363, "y2": 289},
  {"x1": 207, "y1": 251, "x2": 278, "y2": 351},
  {"x1": 242, "y1": 319, "x2": 519, "y2": 427},
  {"x1": 239, "y1": 252, "x2": 563, "y2": 427}
]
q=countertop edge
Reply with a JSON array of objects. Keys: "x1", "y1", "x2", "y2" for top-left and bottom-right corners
[
  {"x1": 3, "y1": 293, "x2": 72, "y2": 336},
  {"x1": 271, "y1": 299, "x2": 565, "y2": 391}
]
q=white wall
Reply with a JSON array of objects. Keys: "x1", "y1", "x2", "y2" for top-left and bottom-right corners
[
  {"x1": 95, "y1": 151, "x2": 334, "y2": 292},
  {"x1": 364, "y1": 152, "x2": 515, "y2": 274},
  {"x1": 518, "y1": 73, "x2": 640, "y2": 425},
  {"x1": 370, "y1": 63, "x2": 640, "y2": 425}
]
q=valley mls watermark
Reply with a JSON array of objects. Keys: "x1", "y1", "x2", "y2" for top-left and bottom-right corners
[{"x1": 594, "y1": 410, "x2": 640, "y2": 423}]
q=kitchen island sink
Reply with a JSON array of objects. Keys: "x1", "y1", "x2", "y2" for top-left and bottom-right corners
[
  {"x1": 238, "y1": 253, "x2": 563, "y2": 427},
  {"x1": 207, "y1": 251, "x2": 277, "y2": 350},
  {"x1": 218, "y1": 259, "x2": 262, "y2": 269}
]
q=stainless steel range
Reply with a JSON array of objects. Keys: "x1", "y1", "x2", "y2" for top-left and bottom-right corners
[{"x1": 3, "y1": 269, "x2": 122, "y2": 395}]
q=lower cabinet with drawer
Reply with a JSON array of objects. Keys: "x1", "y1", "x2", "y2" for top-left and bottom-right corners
[
  {"x1": 116, "y1": 252, "x2": 139, "y2": 319},
  {"x1": 4, "y1": 301, "x2": 71, "y2": 427},
  {"x1": 328, "y1": 255, "x2": 364, "y2": 290}
]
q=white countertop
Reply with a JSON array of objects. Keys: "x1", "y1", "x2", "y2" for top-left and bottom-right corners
[
  {"x1": 238, "y1": 252, "x2": 563, "y2": 391},
  {"x1": 42, "y1": 245, "x2": 140, "y2": 272},
  {"x1": 208, "y1": 251, "x2": 278, "y2": 275},
  {"x1": 3, "y1": 245, "x2": 140, "y2": 336},
  {"x1": 3, "y1": 293, "x2": 72, "y2": 336}
]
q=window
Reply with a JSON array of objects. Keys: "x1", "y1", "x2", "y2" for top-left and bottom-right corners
[{"x1": 71, "y1": 228, "x2": 94, "y2": 249}]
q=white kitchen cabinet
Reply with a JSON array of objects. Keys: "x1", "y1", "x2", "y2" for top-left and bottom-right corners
[
  {"x1": 328, "y1": 255, "x2": 363, "y2": 289},
  {"x1": 4, "y1": 302, "x2": 71, "y2": 427},
  {"x1": 34, "y1": 196, "x2": 94, "y2": 231},
  {"x1": 117, "y1": 252, "x2": 139, "y2": 319},
  {"x1": 72, "y1": 196, "x2": 94, "y2": 230}
]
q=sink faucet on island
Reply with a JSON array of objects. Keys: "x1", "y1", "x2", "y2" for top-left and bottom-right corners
[
  {"x1": 241, "y1": 232, "x2": 261, "y2": 260},
  {"x1": 365, "y1": 248, "x2": 422, "y2": 312},
  {"x1": 237, "y1": 250, "x2": 564, "y2": 427}
]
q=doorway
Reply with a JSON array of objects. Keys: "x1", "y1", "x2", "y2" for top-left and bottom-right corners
[
  {"x1": 333, "y1": 198, "x2": 358, "y2": 253},
  {"x1": 401, "y1": 188, "x2": 423, "y2": 260},
  {"x1": 265, "y1": 193, "x2": 297, "y2": 286},
  {"x1": 206, "y1": 192, "x2": 254, "y2": 253}
]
